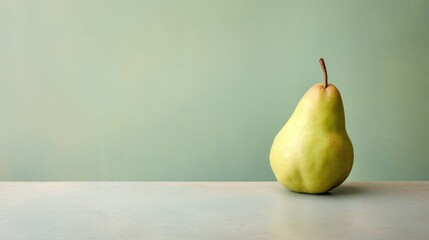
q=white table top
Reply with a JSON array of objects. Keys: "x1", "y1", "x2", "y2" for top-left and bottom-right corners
[{"x1": 0, "y1": 181, "x2": 428, "y2": 239}]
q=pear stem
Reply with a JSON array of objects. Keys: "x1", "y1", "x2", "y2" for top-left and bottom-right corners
[{"x1": 319, "y1": 58, "x2": 328, "y2": 88}]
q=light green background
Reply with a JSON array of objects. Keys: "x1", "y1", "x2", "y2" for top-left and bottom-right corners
[{"x1": 1, "y1": 0, "x2": 428, "y2": 181}]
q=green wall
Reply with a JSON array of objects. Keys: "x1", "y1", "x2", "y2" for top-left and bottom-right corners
[{"x1": 1, "y1": 0, "x2": 428, "y2": 181}]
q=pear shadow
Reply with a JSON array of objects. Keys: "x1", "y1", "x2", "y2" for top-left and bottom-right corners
[
  {"x1": 284, "y1": 184, "x2": 367, "y2": 197},
  {"x1": 327, "y1": 185, "x2": 367, "y2": 197}
]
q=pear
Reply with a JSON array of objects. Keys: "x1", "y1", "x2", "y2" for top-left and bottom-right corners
[{"x1": 270, "y1": 58, "x2": 353, "y2": 194}]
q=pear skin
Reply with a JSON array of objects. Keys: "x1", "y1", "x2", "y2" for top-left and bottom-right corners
[{"x1": 270, "y1": 58, "x2": 353, "y2": 194}]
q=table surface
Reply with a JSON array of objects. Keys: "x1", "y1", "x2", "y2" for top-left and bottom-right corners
[{"x1": 0, "y1": 182, "x2": 428, "y2": 240}]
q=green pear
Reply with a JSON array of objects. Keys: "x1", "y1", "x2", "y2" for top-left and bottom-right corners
[{"x1": 270, "y1": 58, "x2": 353, "y2": 194}]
